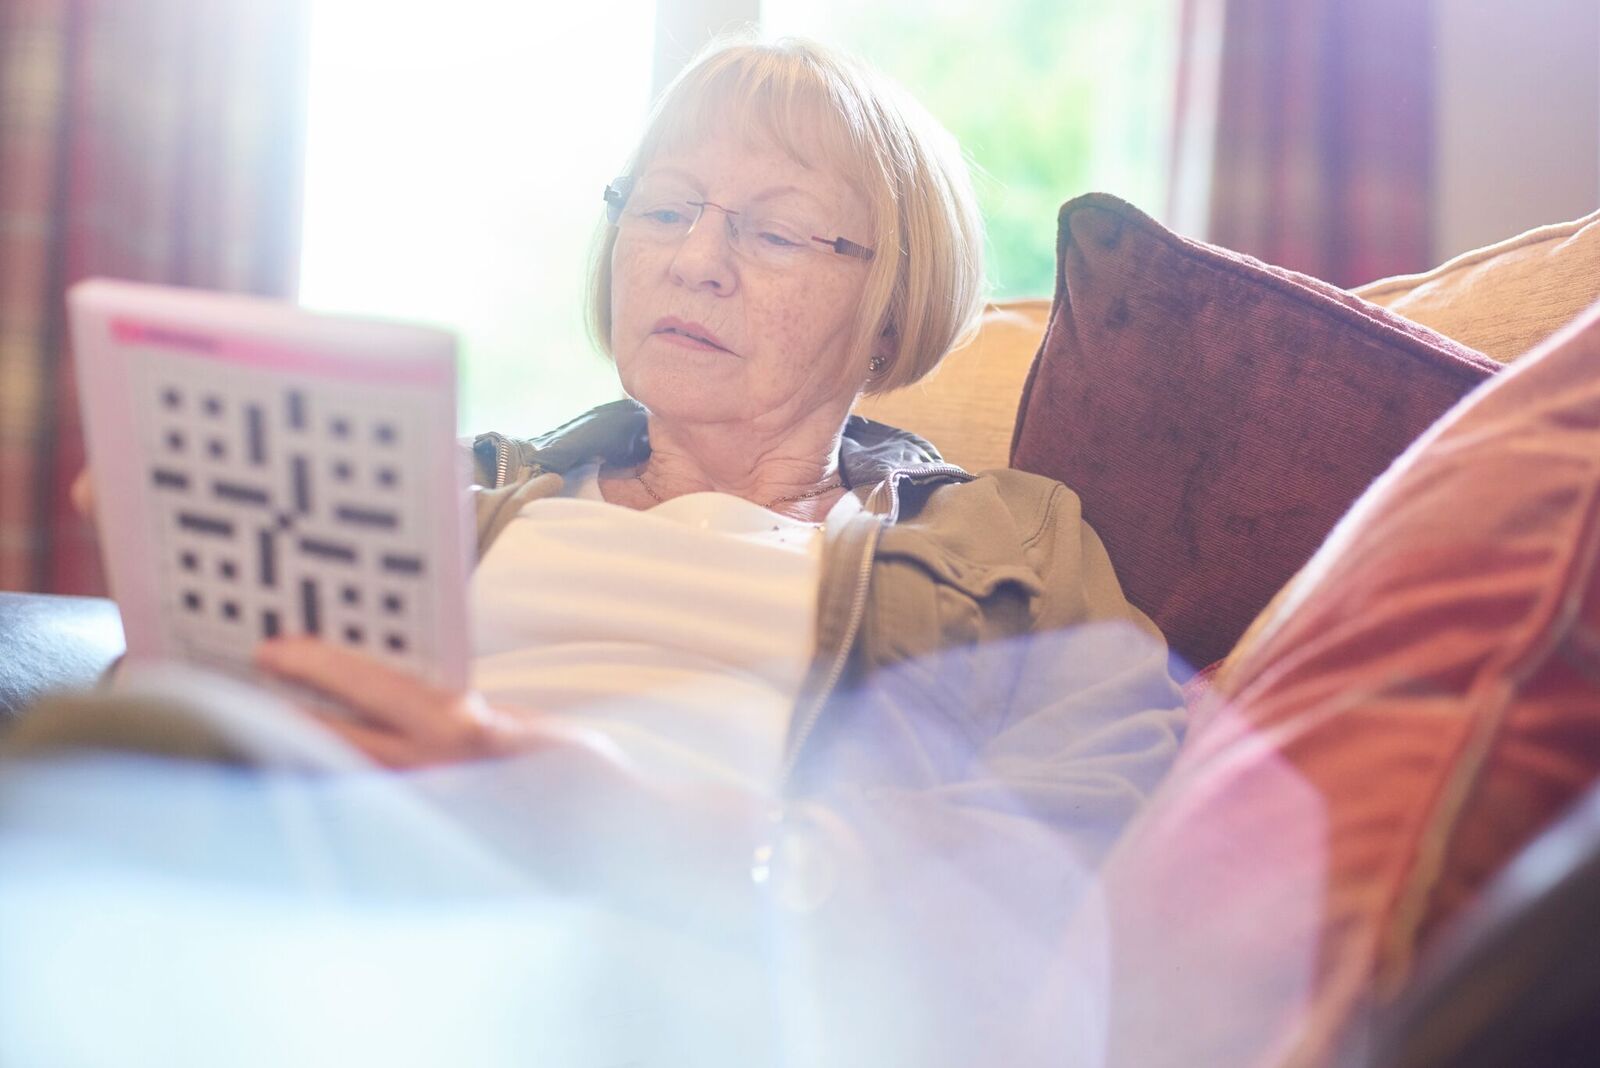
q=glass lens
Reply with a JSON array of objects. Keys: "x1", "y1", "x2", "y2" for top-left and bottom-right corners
[
  {"x1": 733, "y1": 210, "x2": 814, "y2": 267},
  {"x1": 621, "y1": 193, "x2": 698, "y2": 240}
]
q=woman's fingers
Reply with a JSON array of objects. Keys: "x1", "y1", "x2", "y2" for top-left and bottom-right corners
[
  {"x1": 255, "y1": 637, "x2": 462, "y2": 736},
  {"x1": 254, "y1": 637, "x2": 526, "y2": 763},
  {"x1": 308, "y1": 710, "x2": 434, "y2": 768}
]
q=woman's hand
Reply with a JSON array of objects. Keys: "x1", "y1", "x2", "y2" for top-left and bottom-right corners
[
  {"x1": 255, "y1": 636, "x2": 771, "y2": 924},
  {"x1": 253, "y1": 636, "x2": 524, "y2": 768}
]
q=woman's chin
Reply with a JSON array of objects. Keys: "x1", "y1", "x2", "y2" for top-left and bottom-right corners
[{"x1": 619, "y1": 364, "x2": 746, "y2": 425}]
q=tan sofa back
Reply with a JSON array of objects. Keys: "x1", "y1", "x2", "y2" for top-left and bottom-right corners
[{"x1": 853, "y1": 299, "x2": 1048, "y2": 472}]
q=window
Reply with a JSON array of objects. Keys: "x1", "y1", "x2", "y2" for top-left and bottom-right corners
[
  {"x1": 298, "y1": 0, "x2": 653, "y2": 435},
  {"x1": 762, "y1": 0, "x2": 1177, "y2": 298},
  {"x1": 299, "y1": 2, "x2": 1173, "y2": 433}
]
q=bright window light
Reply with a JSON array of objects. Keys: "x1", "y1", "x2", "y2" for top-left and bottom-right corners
[{"x1": 298, "y1": 1, "x2": 654, "y2": 435}]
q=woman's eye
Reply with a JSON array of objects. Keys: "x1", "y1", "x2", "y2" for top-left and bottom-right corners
[
  {"x1": 641, "y1": 207, "x2": 688, "y2": 226},
  {"x1": 746, "y1": 218, "x2": 808, "y2": 248},
  {"x1": 756, "y1": 230, "x2": 804, "y2": 249}
]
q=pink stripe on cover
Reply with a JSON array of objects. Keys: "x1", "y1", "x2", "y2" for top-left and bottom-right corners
[{"x1": 110, "y1": 318, "x2": 450, "y2": 387}]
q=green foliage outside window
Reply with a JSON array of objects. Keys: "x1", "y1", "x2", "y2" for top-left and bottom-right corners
[{"x1": 764, "y1": 0, "x2": 1176, "y2": 298}]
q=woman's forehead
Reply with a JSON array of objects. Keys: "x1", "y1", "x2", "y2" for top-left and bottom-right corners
[
  {"x1": 652, "y1": 85, "x2": 869, "y2": 174},
  {"x1": 644, "y1": 143, "x2": 814, "y2": 191},
  {"x1": 641, "y1": 130, "x2": 870, "y2": 217},
  {"x1": 656, "y1": 84, "x2": 847, "y2": 159}
]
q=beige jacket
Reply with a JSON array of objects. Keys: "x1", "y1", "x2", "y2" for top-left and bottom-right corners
[{"x1": 472, "y1": 400, "x2": 1184, "y2": 878}]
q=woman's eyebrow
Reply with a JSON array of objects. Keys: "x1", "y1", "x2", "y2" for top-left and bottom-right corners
[
  {"x1": 746, "y1": 185, "x2": 828, "y2": 210},
  {"x1": 642, "y1": 166, "x2": 701, "y2": 188},
  {"x1": 642, "y1": 169, "x2": 828, "y2": 209}
]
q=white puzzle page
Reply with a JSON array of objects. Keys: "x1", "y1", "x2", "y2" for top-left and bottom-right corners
[{"x1": 69, "y1": 279, "x2": 472, "y2": 692}]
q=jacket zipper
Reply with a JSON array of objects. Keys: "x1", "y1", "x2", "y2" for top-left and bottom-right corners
[
  {"x1": 777, "y1": 462, "x2": 972, "y2": 784},
  {"x1": 883, "y1": 463, "x2": 973, "y2": 522},
  {"x1": 482, "y1": 432, "x2": 513, "y2": 488}
]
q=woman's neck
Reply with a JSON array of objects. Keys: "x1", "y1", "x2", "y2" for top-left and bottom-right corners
[
  {"x1": 640, "y1": 414, "x2": 845, "y2": 500},
  {"x1": 602, "y1": 408, "x2": 852, "y2": 516}
]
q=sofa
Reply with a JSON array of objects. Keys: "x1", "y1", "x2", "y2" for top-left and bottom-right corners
[{"x1": 2, "y1": 194, "x2": 1597, "y2": 1066}]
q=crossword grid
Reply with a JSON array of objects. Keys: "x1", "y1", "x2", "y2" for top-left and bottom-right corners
[{"x1": 136, "y1": 348, "x2": 441, "y2": 677}]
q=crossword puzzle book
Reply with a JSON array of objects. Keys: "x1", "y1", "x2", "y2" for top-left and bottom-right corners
[{"x1": 69, "y1": 279, "x2": 473, "y2": 691}]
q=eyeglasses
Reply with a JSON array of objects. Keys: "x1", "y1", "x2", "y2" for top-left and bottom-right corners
[{"x1": 604, "y1": 177, "x2": 875, "y2": 268}]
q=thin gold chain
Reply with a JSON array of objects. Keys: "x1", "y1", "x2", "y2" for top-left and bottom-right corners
[{"x1": 634, "y1": 473, "x2": 841, "y2": 510}]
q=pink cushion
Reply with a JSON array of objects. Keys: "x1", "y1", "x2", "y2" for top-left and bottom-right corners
[
  {"x1": 1065, "y1": 301, "x2": 1600, "y2": 1067},
  {"x1": 1009, "y1": 194, "x2": 1500, "y2": 670}
]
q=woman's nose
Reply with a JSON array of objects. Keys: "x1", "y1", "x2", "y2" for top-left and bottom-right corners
[{"x1": 668, "y1": 206, "x2": 738, "y2": 294}]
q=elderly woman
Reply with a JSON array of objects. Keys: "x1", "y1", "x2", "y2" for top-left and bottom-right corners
[
  {"x1": 253, "y1": 39, "x2": 1182, "y2": 819},
  {"x1": 31, "y1": 36, "x2": 1181, "y2": 1064}
]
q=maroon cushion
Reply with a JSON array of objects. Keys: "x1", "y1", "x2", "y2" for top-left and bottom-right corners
[{"x1": 1009, "y1": 193, "x2": 1501, "y2": 669}]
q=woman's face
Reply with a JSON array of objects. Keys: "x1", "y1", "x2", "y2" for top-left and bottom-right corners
[{"x1": 609, "y1": 130, "x2": 877, "y2": 433}]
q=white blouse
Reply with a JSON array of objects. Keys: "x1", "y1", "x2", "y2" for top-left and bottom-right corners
[{"x1": 469, "y1": 465, "x2": 823, "y2": 792}]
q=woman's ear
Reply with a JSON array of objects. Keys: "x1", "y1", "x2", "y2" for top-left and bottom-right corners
[
  {"x1": 873, "y1": 328, "x2": 894, "y2": 359},
  {"x1": 869, "y1": 322, "x2": 896, "y2": 378}
]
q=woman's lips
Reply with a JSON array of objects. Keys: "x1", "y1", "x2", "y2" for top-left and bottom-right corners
[{"x1": 651, "y1": 317, "x2": 732, "y2": 353}]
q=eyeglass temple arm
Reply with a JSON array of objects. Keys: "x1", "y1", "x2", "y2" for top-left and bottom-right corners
[{"x1": 812, "y1": 235, "x2": 875, "y2": 261}]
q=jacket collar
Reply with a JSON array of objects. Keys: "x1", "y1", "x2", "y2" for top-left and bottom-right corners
[{"x1": 497, "y1": 398, "x2": 956, "y2": 490}]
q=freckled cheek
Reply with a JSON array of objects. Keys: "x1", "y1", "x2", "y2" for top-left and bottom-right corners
[
  {"x1": 749, "y1": 278, "x2": 847, "y2": 351},
  {"x1": 609, "y1": 258, "x2": 654, "y2": 349},
  {"x1": 756, "y1": 298, "x2": 809, "y2": 349}
]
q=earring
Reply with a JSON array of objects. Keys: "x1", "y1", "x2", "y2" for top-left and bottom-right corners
[{"x1": 869, "y1": 354, "x2": 888, "y2": 375}]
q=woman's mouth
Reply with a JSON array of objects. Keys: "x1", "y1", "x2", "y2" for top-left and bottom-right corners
[{"x1": 651, "y1": 318, "x2": 732, "y2": 353}]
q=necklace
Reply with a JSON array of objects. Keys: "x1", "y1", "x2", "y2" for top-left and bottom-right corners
[{"x1": 634, "y1": 473, "x2": 842, "y2": 511}]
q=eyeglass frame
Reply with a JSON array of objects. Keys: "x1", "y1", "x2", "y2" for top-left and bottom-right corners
[{"x1": 603, "y1": 176, "x2": 875, "y2": 263}]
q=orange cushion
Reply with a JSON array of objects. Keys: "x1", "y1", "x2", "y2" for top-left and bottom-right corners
[
  {"x1": 1353, "y1": 209, "x2": 1600, "y2": 363},
  {"x1": 1068, "y1": 301, "x2": 1600, "y2": 1067}
]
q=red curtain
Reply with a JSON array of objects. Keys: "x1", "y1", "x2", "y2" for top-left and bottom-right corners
[
  {"x1": 1169, "y1": 0, "x2": 1436, "y2": 288},
  {"x1": 0, "y1": 0, "x2": 309, "y2": 595}
]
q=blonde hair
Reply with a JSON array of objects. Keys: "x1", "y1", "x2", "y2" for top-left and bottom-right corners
[{"x1": 585, "y1": 35, "x2": 985, "y2": 395}]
